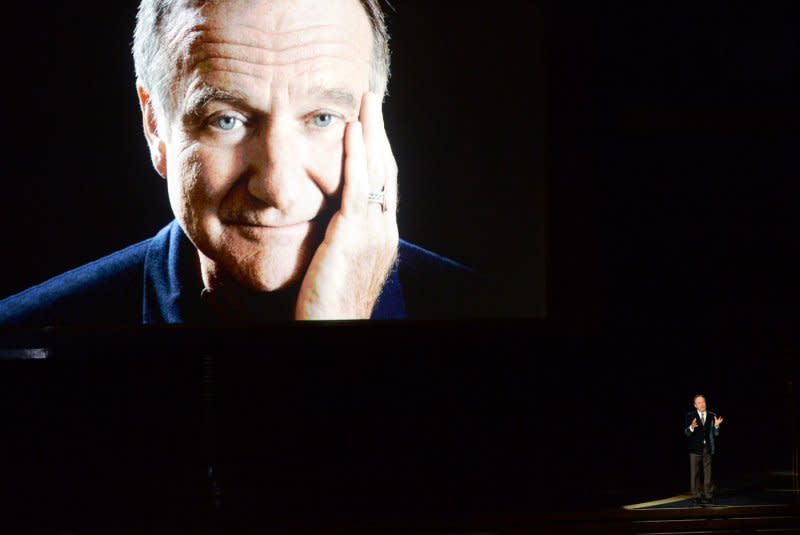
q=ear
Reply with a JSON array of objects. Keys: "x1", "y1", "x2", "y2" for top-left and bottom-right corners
[{"x1": 137, "y1": 85, "x2": 168, "y2": 179}]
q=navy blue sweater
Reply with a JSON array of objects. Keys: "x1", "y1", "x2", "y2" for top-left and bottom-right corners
[{"x1": 0, "y1": 220, "x2": 491, "y2": 326}]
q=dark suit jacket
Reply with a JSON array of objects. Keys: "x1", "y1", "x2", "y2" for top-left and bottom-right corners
[
  {"x1": 0, "y1": 220, "x2": 493, "y2": 326},
  {"x1": 684, "y1": 410, "x2": 720, "y2": 455}
]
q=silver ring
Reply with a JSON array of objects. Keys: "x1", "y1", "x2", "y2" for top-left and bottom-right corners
[{"x1": 368, "y1": 191, "x2": 387, "y2": 212}]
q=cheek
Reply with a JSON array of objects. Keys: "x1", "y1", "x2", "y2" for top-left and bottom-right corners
[
  {"x1": 168, "y1": 143, "x2": 247, "y2": 214},
  {"x1": 307, "y1": 134, "x2": 345, "y2": 196}
]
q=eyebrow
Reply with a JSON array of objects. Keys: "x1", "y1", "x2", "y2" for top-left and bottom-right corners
[
  {"x1": 182, "y1": 84, "x2": 250, "y2": 120},
  {"x1": 305, "y1": 85, "x2": 358, "y2": 112},
  {"x1": 181, "y1": 83, "x2": 359, "y2": 122}
]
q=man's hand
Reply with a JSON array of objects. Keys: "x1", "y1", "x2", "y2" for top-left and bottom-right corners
[
  {"x1": 714, "y1": 415, "x2": 723, "y2": 427},
  {"x1": 295, "y1": 92, "x2": 399, "y2": 319},
  {"x1": 689, "y1": 418, "x2": 698, "y2": 431}
]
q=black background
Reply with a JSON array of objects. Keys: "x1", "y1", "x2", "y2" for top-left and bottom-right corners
[
  {"x1": 545, "y1": 0, "x2": 799, "y2": 329},
  {"x1": 1, "y1": 0, "x2": 799, "y2": 531}
]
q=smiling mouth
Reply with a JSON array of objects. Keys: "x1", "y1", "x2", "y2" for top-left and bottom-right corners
[
  {"x1": 224, "y1": 221, "x2": 318, "y2": 240},
  {"x1": 230, "y1": 220, "x2": 311, "y2": 229},
  {"x1": 225, "y1": 206, "x2": 335, "y2": 230},
  {"x1": 224, "y1": 216, "x2": 332, "y2": 239}
]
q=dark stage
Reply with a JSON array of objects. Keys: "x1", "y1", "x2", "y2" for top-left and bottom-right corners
[{"x1": 1, "y1": 326, "x2": 798, "y2": 532}]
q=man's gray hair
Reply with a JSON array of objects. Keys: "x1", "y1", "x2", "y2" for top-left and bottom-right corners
[{"x1": 132, "y1": 0, "x2": 391, "y2": 125}]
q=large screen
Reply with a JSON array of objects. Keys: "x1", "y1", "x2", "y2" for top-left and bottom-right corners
[{"x1": 0, "y1": 1, "x2": 547, "y2": 325}]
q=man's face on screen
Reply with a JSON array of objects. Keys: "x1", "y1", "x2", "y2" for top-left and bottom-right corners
[
  {"x1": 154, "y1": 0, "x2": 372, "y2": 291},
  {"x1": 694, "y1": 396, "x2": 706, "y2": 412}
]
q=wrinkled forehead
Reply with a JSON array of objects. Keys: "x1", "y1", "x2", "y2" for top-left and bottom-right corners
[{"x1": 172, "y1": 0, "x2": 373, "y2": 107}]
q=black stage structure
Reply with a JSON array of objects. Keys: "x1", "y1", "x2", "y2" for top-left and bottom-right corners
[{"x1": 1, "y1": 326, "x2": 798, "y2": 533}]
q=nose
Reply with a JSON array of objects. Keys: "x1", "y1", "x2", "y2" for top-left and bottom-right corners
[{"x1": 246, "y1": 118, "x2": 303, "y2": 212}]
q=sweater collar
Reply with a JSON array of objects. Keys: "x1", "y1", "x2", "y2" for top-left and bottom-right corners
[{"x1": 143, "y1": 220, "x2": 407, "y2": 323}]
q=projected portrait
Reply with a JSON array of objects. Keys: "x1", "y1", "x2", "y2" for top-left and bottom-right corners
[{"x1": 0, "y1": 0, "x2": 545, "y2": 325}]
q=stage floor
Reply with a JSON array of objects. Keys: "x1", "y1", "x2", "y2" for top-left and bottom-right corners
[{"x1": 625, "y1": 469, "x2": 799, "y2": 510}]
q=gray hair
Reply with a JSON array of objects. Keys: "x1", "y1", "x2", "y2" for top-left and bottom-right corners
[{"x1": 132, "y1": 0, "x2": 391, "y2": 126}]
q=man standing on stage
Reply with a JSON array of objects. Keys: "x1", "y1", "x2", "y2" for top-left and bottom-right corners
[{"x1": 684, "y1": 394, "x2": 724, "y2": 506}]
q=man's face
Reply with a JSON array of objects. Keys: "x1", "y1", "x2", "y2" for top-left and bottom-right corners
[
  {"x1": 694, "y1": 396, "x2": 707, "y2": 412},
  {"x1": 155, "y1": 0, "x2": 372, "y2": 291}
]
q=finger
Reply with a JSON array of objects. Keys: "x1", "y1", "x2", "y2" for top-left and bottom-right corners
[
  {"x1": 342, "y1": 120, "x2": 369, "y2": 218},
  {"x1": 359, "y1": 92, "x2": 386, "y2": 208},
  {"x1": 366, "y1": 92, "x2": 399, "y2": 215}
]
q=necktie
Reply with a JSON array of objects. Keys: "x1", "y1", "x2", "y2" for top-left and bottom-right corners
[{"x1": 701, "y1": 413, "x2": 706, "y2": 425}]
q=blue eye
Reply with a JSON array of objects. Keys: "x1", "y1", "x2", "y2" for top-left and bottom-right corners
[
  {"x1": 215, "y1": 115, "x2": 240, "y2": 130},
  {"x1": 312, "y1": 113, "x2": 333, "y2": 128}
]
